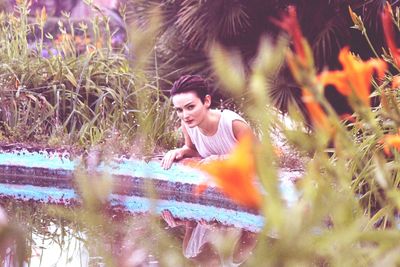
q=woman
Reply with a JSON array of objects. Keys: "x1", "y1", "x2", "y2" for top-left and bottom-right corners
[
  {"x1": 160, "y1": 75, "x2": 257, "y2": 265},
  {"x1": 161, "y1": 75, "x2": 252, "y2": 170}
]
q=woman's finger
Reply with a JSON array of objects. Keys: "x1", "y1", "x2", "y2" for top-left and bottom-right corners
[
  {"x1": 161, "y1": 150, "x2": 182, "y2": 169},
  {"x1": 168, "y1": 151, "x2": 179, "y2": 168},
  {"x1": 162, "y1": 210, "x2": 178, "y2": 227},
  {"x1": 164, "y1": 153, "x2": 174, "y2": 169},
  {"x1": 161, "y1": 151, "x2": 173, "y2": 169}
]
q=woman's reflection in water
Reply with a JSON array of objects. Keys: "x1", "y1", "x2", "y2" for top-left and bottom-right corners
[{"x1": 162, "y1": 210, "x2": 257, "y2": 266}]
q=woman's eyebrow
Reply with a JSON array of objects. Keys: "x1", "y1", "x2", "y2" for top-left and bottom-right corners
[
  {"x1": 173, "y1": 102, "x2": 194, "y2": 110},
  {"x1": 183, "y1": 102, "x2": 194, "y2": 107}
]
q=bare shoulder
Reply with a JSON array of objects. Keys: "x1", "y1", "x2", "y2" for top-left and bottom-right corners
[{"x1": 232, "y1": 119, "x2": 252, "y2": 140}]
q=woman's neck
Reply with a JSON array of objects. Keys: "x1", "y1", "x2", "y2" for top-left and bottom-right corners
[{"x1": 198, "y1": 109, "x2": 221, "y2": 136}]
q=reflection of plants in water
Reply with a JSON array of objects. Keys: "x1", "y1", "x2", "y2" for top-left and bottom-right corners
[
  {"x1": 1, "y1": 171, "x2": 204, "y2": 266},
  {"x1": 0, "y1": 204, "x2": 25, "y2": 267},
  {"x1": 65, "y1": 170, "x2": 192, "y2": 266},
  {"x1": 0, "y1": 198, "x2": 87, "y2": 266}
]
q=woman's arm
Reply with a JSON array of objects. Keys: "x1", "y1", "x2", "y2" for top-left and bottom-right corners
[{"x1": 161, "y1": 122, "x2": 200, "y2": 169}]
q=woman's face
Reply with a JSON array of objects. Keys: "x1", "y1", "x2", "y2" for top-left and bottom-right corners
[{"x1": 172, "y1": 91, "x2": 210, "y2": 128}]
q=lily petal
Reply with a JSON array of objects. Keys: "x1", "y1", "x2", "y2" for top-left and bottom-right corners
[
  {"x1": 195, "y1": 133, "x2": 262, "y2": 209},
  {"x1": 318, "y1": 47, "x2": 387, "y2": 106}
]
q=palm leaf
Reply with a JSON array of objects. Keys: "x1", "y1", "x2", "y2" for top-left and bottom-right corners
[
  {"x1": 312, "y1": 15, "x2": 349, "y2": 69},
  {"x1": 357, "y1": 0, "x2": 388, "y2": 31},
  {"x1": 268, "y1": 65, "x2": 306, "y2": 115},
  {"x1": 175, "y1": 0, "x2": 251, "y2": 49}
]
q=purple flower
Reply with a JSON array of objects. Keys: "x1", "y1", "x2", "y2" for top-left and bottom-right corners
[{"x1": 41, "y1": 47, "x2": 61, "y2": 58}]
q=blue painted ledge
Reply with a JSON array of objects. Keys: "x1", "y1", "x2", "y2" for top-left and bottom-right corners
[{"x1": 0, "y1": 149, "x2": 300, "y2": 232}]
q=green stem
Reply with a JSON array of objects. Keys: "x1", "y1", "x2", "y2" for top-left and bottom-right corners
[{"x1": 363, "y1": 30, "x2": 380, "y2": 59}]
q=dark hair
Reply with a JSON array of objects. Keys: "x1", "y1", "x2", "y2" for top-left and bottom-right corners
[{"x1": 170, "y1": 75, "x2": 209, "y2": 103}]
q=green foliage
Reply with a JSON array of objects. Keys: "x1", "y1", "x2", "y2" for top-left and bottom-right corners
[
  {"x1": 205, "y1": 4, "x2": 400, "y2": 266},
  {"x1": 0, "y1": 0, "x2": 178, "y2": 152}
]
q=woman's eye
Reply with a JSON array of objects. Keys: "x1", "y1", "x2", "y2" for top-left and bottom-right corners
[
  {"x1": 176, "y1": 108, "x2": 183, "y2": 113},
  {"x1": 187, "y1": 105, "x2": 194, "y2": 110}
]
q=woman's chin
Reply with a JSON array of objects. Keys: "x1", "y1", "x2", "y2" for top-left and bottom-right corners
[{"x1": 185, "y1": 121, "x2": 197, "y2": 128}]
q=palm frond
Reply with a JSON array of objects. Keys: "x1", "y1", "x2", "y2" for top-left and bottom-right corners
[
  {"x1": 358, "y1": 0, "x2": 388, "y2": 31},
  {"x1": 268, "y1": 66, "x2": 306, "y2": 114},
  {"x1": 122, "y1": 0, "x2": 178, "y2": 29},
  {"x1": 175, "y1": 0, "x2": 251, "y2": 49},
  {"x1": 312, "y1": 16, "x2": 348, "y2": 69}
]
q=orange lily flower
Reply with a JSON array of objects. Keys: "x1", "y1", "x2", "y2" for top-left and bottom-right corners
[
  {"x1": 194, "y1": 133, "x2": 262, "y2": 209},
  {"x1": 271, "y1": 5, "x2": 306, "y2": 63},
  {"x1": 302, "y1": 88, "x2": 331, "y2": 131},
  {"x1": 380, "y1": 132, "x2": 400, "y2": 156},
  {"x1": 54, "y1": 34, "x2": 73, "y2": 45},
  {"x1": 392, "y1": 76, "x2": 400, "y2": 89},
  {"x1": 318, "y1": 47, "x2": 387, "y2": 106},
  {"x1": 382, "y1": 2, "x2": 400, "y2": 67}
]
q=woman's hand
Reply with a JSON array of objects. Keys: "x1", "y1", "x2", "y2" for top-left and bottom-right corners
[
  {"x1": 161, "y1": 148, "x2": 185, "y2": 170},
  {"x1": 161, "y1": 210, "x2": 185, "y2": 228}
]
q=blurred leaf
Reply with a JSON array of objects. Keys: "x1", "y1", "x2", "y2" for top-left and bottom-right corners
[{"x1": 209, "y1": 43, "x2": 245, "y2": 95}]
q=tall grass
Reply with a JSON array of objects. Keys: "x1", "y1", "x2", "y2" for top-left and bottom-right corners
[{"x1": 0, "y1": 0, "x2": 177, "y2": 153}]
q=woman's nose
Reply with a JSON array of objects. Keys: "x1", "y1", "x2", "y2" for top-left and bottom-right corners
[{"x1": 183, "y1": 110, "x2": 190, "y2": 119}]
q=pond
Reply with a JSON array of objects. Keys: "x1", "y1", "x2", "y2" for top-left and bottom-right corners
[
  {"x1": 0, "y1": 198, "x2": 262, "y2": 267},
  {"x1": 0, "y1": 147, "x2": 300, "y2": 266}
]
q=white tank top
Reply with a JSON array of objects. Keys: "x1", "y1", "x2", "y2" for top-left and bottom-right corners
[{"x1": 184, "y1": 109, "x2": 247, "y2": 158}]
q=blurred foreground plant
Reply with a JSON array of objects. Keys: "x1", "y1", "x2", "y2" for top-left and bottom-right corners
[{"x1": 197, "y1": 3, "x2": 400, "y2": 266}]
